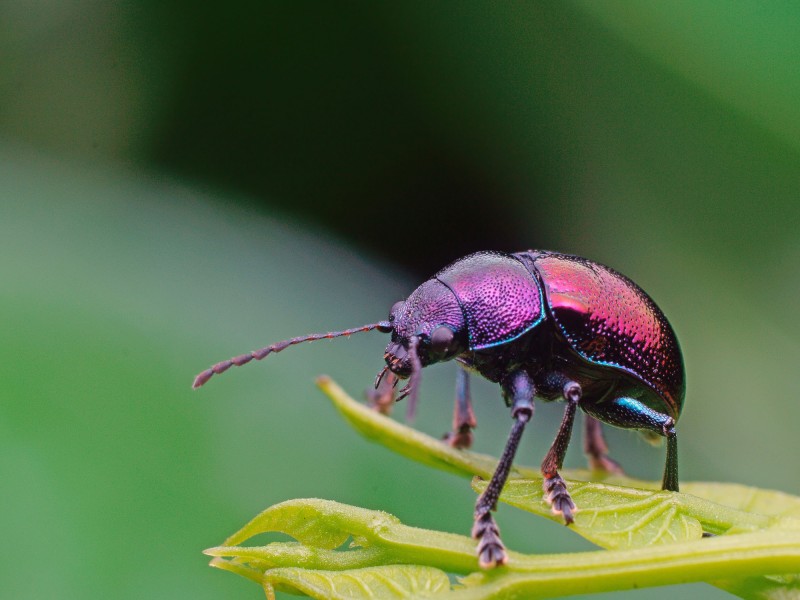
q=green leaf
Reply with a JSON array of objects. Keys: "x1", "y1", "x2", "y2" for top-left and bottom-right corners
[
  {"x1": 218, "y1": 498, "x2": 399, "y2": 550},
  {"x1": 205, "y1": 498, "x2": 481, "y2": 574},
  {"x1": 477, "y1": 478, "x2": 705, "y2": 547},
  {"x1": 260, "y1": 565, "x2": 451, "y2": 600},
  {"x1": 681, "y1": 482, "x2": 800, "y2": 520},
  {"x1": 472, "y1": 478, "x2": 799, "y2": 547}
]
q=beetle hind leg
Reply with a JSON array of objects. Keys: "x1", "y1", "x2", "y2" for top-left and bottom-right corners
[
  {"x1": 444, "y1": 367, "x2": 477, "y2": 449},
  {"x1": 582, "y1": 396, "x2": 679, "y2": 492},
  {"x1": 584, "y1": 415, "x2": 625, "y2": 475},
  {"x1": 541, "y1": 381, "x2": 581, "y2": 524}
]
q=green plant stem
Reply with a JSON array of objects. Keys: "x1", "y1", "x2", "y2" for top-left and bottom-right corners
[{"x1": 449, "y1": 531, "x2": 800, "y2": 599}]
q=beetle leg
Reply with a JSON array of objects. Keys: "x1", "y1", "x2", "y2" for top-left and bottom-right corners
[
  {"x1": 540, "y1": 381, "x2": 580, "y2": 524},
  {"x1": 582, "y1": 397, "x2": 679, "y2": 492},
  {"x1": 366, "y1": 370, "x2": 398, "y2": 415},
  {"x1": 472, "y1": 370, "x2": 534, "y2": 568},
  {"x1": 583, "y1": 415, "x2": 625, "y2": 475},
  {"x1": 444, "y1": 366, "x2": 477, "y2": 449}
]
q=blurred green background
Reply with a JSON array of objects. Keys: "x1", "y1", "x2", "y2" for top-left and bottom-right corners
[{"x1": 2, "y1": 2, "x2": 799, "y2": 599}]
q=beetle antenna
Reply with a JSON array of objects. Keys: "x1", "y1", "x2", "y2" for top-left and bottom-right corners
[
  {"x1": 193, "y1": 321, "x2": 392, "y2": 389},
  {"x1": 396, "y1": 336, "x2": 423, "y2": 422}
]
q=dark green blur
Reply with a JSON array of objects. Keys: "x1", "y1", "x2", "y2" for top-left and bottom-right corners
[{"x1": 1, "y1": 2, "x2": 798, "y2": 599}]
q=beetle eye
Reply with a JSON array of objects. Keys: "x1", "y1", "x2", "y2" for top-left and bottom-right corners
[
  {"x1": 388, "y1": 301, "x2": 404, "y2": 322},
  {"x1": 430, "y1": 325, "x2": 454, "y2": 355}
]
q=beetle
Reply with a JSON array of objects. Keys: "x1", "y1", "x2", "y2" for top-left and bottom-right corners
[{"x1": 193, "y1": 250, "x2": 685, "y2": 568}]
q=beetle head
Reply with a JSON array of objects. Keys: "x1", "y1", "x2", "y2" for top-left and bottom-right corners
[{"x1": 380, "y1": 279, "x2": 466, "y2": 419}]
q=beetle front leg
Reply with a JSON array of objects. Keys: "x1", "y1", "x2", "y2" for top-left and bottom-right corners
[
  {"x1": 540, "y1": 381, "x2": 580, "y2": 523},
  {"x1": 445, "y1": 366, "x2": 477, "y2": 449},
  {"x1": 584, "y1": 415, "x2": 624, "y2": 475},
  {"x1": 582, "y1": 397, "x2": 679, "y2": 492},
  {"x1": 366, "y1": 370, "x2": 398, "y2": 415},
  {"x1": 472, "y1": 370, "x2": 534, "y2": 568}
]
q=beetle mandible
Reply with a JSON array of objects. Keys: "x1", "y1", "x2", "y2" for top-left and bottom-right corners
[{"x1": 193, "y1": 250, "x2": 685, "y2": 568}]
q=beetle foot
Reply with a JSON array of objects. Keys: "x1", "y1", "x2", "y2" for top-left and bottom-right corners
[
  {"x1": 366, "y1": 388, "x2": 394, "y2": 415},
  {"x1": 443, "y1": 426, "x2": 473, "y2": 449},
  {"x1": 472, "y1": 512, "x2": 507, "y2": 568},
  {"x1": 365, "y1": 371, "x2": 397, "y2": 415},
  {"x1": 589, "y1": 454, "x2": 625, "y2": 476},
  {"x1": 544, "y1": 475, "x2": 576, "y2": 524}
]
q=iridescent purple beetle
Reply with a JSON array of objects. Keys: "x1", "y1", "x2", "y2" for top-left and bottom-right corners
[{"x1": 194, "y1": 250, "x2": 685, "y2": 568}]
